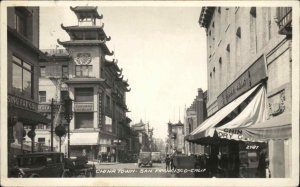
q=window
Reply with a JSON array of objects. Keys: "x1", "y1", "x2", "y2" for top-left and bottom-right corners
[
  {"x1": 62, "y1": 65, "x2": 68, "y2": 78},
  {"x1": 60, "y1": 90, "x2": 69, "y2": 101},
  {"x1": 12, "y1": 55, "x2": 33, "y2": 98},
  {"x1": 15, "y1": 8, "x2": 27, "y2": 36},
  {"x1": 40, "y1": 66, "x2": 46, "y2": 77},
  {"x1": 38, "y1": 138, "x2": 45, "y2": 144},
  {"x1": 39, "y1": 91, "x2": 46, "y2": 103},
  {"x1": 75, "y1": 113, "x2": 93, "y2": 128},
  {"x1": 106, "y1": 95, "x2": 111, "y2": 110},
  {"x1": 75, "y1": 65, "x2": 92, "y2": 77},
  {"x1": 250, "y1": 7, "x2": 257, "y2": 54},
  {"x1": 226, "y1": 44, "x2": 231, "y2": 82},
  {"x1": 75, "y1": 88, "x2": 93, "y2": 102}
]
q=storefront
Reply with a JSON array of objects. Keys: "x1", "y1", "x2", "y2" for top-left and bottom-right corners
[{"x1": 187, "y1": 55, "x2": 292, "y2": 178}]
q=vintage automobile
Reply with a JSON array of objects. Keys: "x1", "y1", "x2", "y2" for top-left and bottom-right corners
[
  {"x1": 63, "y1": 156, "x2": 96, "y2": 177},
  {"x1": 138, "y1": 152, "x2": 152, "y2": 167},
  {"x1": 11, "y1": 152, "x2": 96, "y2": 178},
  {"x1": 151, "y1": 152, "x2": 162, "y2": 163},
  {"x1": 12, "y1": 152, "x2": 65, "y2": 178}
]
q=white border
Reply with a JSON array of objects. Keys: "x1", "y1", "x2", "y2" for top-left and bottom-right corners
[{"x1": 1, "y1": 1, "x2": 299, "y2": 186}]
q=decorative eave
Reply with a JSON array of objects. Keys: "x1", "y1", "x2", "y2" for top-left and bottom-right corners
[
  {"x1": 60, "y1": 24, "x2": 111, "y2": 41},
  {"x1": 57, "y1": 39, "x2": 113, "y2": 56},
  {"x1": 198, "y1": 7, "x2": 215, "y2": 29},
  {"x1": 70, "y1": 6, "x2": 103, "y2": 19},
  {"x1": 104, "y1": 58, "x2": 121, "y2": 72}
]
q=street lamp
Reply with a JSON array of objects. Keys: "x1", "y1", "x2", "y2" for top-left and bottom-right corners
[
  {"x1": 113, "y1": 139, "x2": 121, "y2": 163},
  {"x1": 55, "y1": 124, "x2": 67, "y2": 152},
  {"x1": 64, "y1": 96, "x2": 73, "y2": 158}
]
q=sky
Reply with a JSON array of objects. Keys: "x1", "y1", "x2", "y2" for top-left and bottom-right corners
[{"x1": 39, "y1": 6, "x2": 208, "y2": 140}]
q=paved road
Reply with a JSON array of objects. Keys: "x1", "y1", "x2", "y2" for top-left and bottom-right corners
[{"x1": 95, "y1": 162, "x2": 177, "y2": 178}]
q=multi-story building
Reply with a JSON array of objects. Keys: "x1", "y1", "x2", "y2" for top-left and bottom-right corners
[
  {"x1": 131, "y1": 120, "x2": 152, "y2": 152},
  {"x1": 7, "y1": 7, "x2": 50, "y2": 173},
  {"x1": 193, "y1": 7, "x2": 292, "y2": 177},
  {"x1": 166, "y1": 121, "x2": 185, "y2": 154},
  {"x1": 32, "y1": 6, "x2": 131, "y2": 162},
  {"x1": 184, "y1": 88, "x2": 207, "y2": 155}
]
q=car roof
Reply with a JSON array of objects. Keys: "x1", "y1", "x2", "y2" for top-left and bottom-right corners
[{"x1": 16, "y1": 152, "x2": 64, "y2": 157}]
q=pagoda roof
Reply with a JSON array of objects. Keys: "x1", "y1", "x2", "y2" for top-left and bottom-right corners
[
  {"x1": 199, "y1": 7, "x2": 215, "y2": 29},
  {"x1": 61, "y1": 24, "x2": 111, "y2": 41},
  {"x1": 57, "y1": 39, "x2": 114, "y2": 56},
  {"x1": 104, "y1": 58, "x2": 121, "y2": 72},
  {"x1": 70, "y1": 6, "x2": 103, "y2": 19}
]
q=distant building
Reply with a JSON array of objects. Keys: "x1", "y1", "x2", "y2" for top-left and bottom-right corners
[
  {"x1": 166, "y1": 121, "x2": 184, "y2": 154},
  {"x1": 131, "y1": 120, "x2": 152, "y2": 152},
  {"x1": 184, "y1": 88, "x2": 208, "y2": 155}
]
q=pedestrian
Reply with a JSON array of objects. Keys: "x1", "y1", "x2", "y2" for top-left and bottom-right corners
[
  {"x1": 256, "y1": 147, "x2": 267, "y2": 178},
  {"x1": 97, "y1": 151, "x2": 102, "y2": 163},
  {"x1": 165, "y1": 154, "x2": 171, "y2": 171}
]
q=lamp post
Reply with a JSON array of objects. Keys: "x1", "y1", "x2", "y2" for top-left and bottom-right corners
[
  {"x1": 64, "y1": 96, "x2": 73, "y2": 158},
  {"x1": 55, "y1": 124, "x2": 67, "y2": 152}
]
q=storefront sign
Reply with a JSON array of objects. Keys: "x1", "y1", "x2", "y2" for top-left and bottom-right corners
[
  {"x1": 74, "y1": 103, "x2": 93, "y2": 112},
  {"x1": 38, "y1": 103, "x2": 64, "y2": 113},
  {"x1": 217, "y1": 55, "x2": 267, "y2": 108},
  {"x1": 8, "y1": 94, "x2": 37, "y2": 111}
]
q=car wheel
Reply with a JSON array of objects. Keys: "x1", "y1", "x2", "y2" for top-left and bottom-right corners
[
  {"x1": 62, "y1": 171, "x2": 72, "y2": 178},
  {"x1": 85, "y1": 170, "x2": 92, "y2": 177}
]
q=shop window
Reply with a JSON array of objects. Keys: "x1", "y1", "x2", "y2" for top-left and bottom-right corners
[
  {"x1": 12, "y1": 55, "x2": 33, "y2": 99},
  {"x1": 62, "y1": 65, "x2": 68, "y2": 78},
  {"x1": 38, "y1": 138, "x2": 45, "y2": 144},
  {"x1": 60, "y1": 90, "x2": 69, "y2": 101},
  {"x1": 106, "y1": 95, "x2": 111, "y2": 110},
  {"x1": 39, "y1": 91, "x2": 46, "y2": 103},
  {"x1": 75, "y1": 113, "x2": 94, "y2": 128},
  {"x1": 75, "y1": 65, "x2": 92, "y2": 77},
  {"x1": 40, "y1": 66, "x2": 46, "y2": 77},
  {"x1": 75, "y1": 88, "x2": 93, "y2": 102}
]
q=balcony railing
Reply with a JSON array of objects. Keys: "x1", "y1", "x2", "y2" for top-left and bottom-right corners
[{"x1": 276, "y1": 7, "x2": 292, "y2": 35}]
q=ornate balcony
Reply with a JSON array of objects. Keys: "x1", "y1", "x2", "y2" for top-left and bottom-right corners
[{"x1": 276, "y1": 7, "x2": 292, "y2": 36}]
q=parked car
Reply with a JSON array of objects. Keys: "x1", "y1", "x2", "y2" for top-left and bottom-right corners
[
  {"x1": 138, "y1": 152, "x2": 152, "y2": 167},
  {"x1": 12, "y1": 152, "x2": 65, "y2": 178},
  {"x1": 151, "y1": 152, "x2": 162, "y2": 163}
]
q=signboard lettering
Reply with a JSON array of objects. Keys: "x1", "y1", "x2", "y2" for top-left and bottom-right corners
[
  {"x1": 74, "y1": 103, "x2": 93, "y2": 112},
  {"x1": 217, "y1": 55, "x2": 267, "y2": 108},
  {"x1": 8, "y1": 94, "x2": 37, "y2": 111}
]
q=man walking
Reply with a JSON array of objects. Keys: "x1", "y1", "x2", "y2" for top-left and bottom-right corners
[{"x1": 165, "y1": 154, "x2": 171, "y2": 171}]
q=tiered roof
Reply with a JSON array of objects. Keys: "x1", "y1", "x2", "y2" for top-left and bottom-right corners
[{"x1": 58, "y1": 6, "x2": 114, "y2": 56}]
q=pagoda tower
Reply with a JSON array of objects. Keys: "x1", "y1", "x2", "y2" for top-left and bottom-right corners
[
  {"x1": 58, "y1": 6, "x2": 113, "y2": 80},
  {"x1": 56, "y1": 6, "x2": 117, "y2": 160}
]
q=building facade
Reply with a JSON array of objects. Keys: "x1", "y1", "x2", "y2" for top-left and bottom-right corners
[
  {"x1": 184, "y1": 89, "x2": 207, "y2": 155},
  {"x1": 166, "y1": 121, "x2": 185, "y2": 154},
  {"x1": 198, "y1": 7, "x2": 292, "y2": 177},
  {"x1": 7, "y1": 7, "x2": 50, "y2": 175},
  {"x1": 131, "y1": 120, "x2": 152, "y2": 152},
  {"x1": 32, "y1": 6, "x2": 131, "y2": 162}
]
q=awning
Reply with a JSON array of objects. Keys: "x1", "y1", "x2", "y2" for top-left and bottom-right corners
[
  {"x1": 70, "y1": 132, "x2": 99, "y2": 145},
  {"x1": 10, "y1": 107, "x2": 50, "y2": 126},
  {"x1": 187, "y1": 84, "x2": 261, "y2": 142},
  {"x1": 208, "y1": 85, "x2": 267, "y2": 142}
]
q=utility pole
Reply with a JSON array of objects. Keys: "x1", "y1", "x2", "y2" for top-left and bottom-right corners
[{"x1": 51, "y1": 98, "x2": 54, "y2": 151}]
